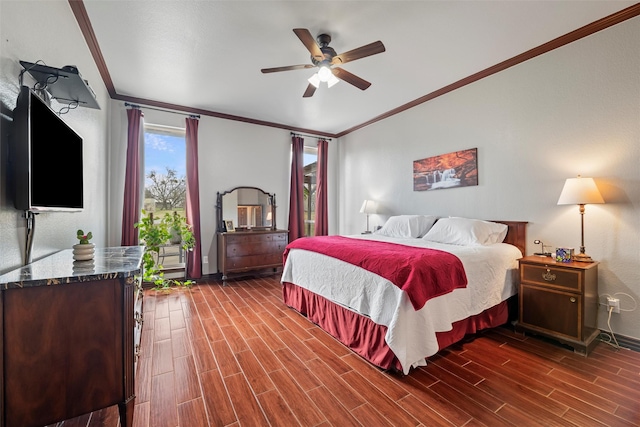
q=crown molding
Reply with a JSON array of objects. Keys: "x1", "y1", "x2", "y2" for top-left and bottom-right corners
[{"x1": 70, "y1": 1, "x2": 640, "y2": 139}]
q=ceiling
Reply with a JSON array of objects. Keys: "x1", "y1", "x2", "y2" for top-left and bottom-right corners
[{"x1": 79, "y1": 1, "x2": 637, "y2": 137}]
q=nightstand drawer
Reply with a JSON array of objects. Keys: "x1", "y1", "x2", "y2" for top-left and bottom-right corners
[{"x1": 521, "y1": 263, "x2": 581, "y2": 291}]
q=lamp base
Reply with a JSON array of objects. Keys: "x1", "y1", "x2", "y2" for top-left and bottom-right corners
[
  {"x1": 361, "y1": 231, "x2": 372, "y2": 235},
  {"x1": 533, "y1": 252, "x2": 553, "y2": 257},
  {"x1": 572, "y1": 252, "x2": 595, "y2": 263}
]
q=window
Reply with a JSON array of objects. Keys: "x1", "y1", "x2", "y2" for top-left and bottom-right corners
[
  {"x1": 303, "y1": 145, "x2": 318, "y2": 236},
  {"x1": 143, "y1": 123, "x2": 187, "y2": 270},
  {"x1": 143, "y1": 124, "x2": 187, "y2": 216}
]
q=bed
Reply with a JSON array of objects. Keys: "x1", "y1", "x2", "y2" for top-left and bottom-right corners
[{"x1": 281, "y1": 216, "x2": 527, "y2": 374}]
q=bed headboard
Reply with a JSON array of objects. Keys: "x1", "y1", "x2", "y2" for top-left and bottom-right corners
[{"x1": 493, "y1": 221, "x2": 528, "y2": 256}]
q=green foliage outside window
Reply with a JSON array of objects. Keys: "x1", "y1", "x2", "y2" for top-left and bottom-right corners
[{"x1": 135, "y1": 210, "x2": 195, "y2": 290}]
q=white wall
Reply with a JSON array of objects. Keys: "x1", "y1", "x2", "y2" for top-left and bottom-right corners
[
  {"x1": 6, "y1": 0, "x2": 632, "y2": 342},
  {"x1": 0, "y1": 1, "x2": 110, "y2": 273},
  {"x1": 108, "y1": 105, "x2": 340, "y2": 275},
  {"x1": 339, "y1": 17, "x2": 640, "y2": 340}
]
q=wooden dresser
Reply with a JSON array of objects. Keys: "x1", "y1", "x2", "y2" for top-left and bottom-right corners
[
  {"x1": 0, "y1": 246, "x2": 144, "y2": 427},
  {"x1": 516, "y1": 255, "x2": 599, "y2": 355},
  {"x1": 217, "y1": 230, "x2": 288, "y2": 282}
]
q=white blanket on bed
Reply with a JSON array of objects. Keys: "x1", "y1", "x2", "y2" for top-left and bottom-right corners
[{"x1": 281, "y1": 234, "x2": 522, "y2": 374}]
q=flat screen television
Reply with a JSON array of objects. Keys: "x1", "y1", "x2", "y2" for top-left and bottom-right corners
[{"x1": 12, "y1": 86, "x2": 83, "y2": 212}]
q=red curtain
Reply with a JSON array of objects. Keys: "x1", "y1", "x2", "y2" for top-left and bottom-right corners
[
  {"x1": 288, "y1": 135, "x2": 305, "y2": 242},
  {"x1": 185, "y1": 117, "x2": 202, "y2": 279},
  {"x1": 121, "y1": 108, "x2": 143, "y2": 246},
  {"x1": 314, "y1": 139, "x2": 329, "y2": 236}
]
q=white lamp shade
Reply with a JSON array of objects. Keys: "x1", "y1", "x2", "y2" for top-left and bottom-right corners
[
  {"x1": 307, "y1": 73, "x2": 320, "y2": 88},
  {"x1": 360, "y1": 200, "x2": 377, "y2": 214},
  {"x1": 557, "y1": 176, "x2": 604, "y2": 205},
  {"x1": 327, "y1": 73, "x2": 340, "y2": 88}
]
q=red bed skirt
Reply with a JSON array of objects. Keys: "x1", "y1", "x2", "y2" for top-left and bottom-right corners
[{"x1": 282, "y1": 281, "x2": 510, "y2": 372}]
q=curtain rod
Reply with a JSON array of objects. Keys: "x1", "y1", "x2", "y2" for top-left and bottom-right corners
[
  {"x1": 290, "y1": 132, "x2": 332, "y2": 141},
  {"x1": 125, "y1": 102, "x2": 200, "y2": 119}
]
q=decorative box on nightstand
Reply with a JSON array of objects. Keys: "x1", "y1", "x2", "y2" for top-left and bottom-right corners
[{"x1": 515, "y1": 256, "x2": 599, "y2": 355}]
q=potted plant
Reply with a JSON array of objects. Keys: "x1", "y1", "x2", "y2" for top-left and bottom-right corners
[
  {"x1": 167, "y1": 211, "x2": 183, "y2": 244},
  {"x1": 135, "y1": 210, "x2": 195, "y2": 290},
  {"x1": 162, "y1": 211, "x2": 196, "y2": 252},
  {"x1": 135, "y1": 211, "x2": 170, "y2": 284},
  {"x1": 73, "y1": 229, "x2": 95, "y2": 261}
]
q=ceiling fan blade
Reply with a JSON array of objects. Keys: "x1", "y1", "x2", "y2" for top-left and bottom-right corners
[
  {"x1": 293, "y1": 28, "x2": 324, "y2": 61},
  {"x1": 331, "y1": 41, "x2": 385, "y2": 65},
  {"x1": 261, "y1": 64, "x2": 315, "y2": 74},
  {"x1": 332, "y1": 68, "x2": 371, "y2": 90},
  {"x1": 302, "y1": 83, "x2": 317, "y2": 98}
]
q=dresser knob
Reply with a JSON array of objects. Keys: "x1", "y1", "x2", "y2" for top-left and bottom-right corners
[
  {"x1": 542, "y1": 269, "x2": 556, "y2": 282},
  {"x1": 570, "y1": 297, "x2": 576, "y2": 303}
]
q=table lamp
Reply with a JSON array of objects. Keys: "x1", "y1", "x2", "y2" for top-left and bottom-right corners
[
  {"x1": 359, "y1": 200, "x2": 377, "y2": 234},
  {"x1": 557, "y1": 175, "x2": 604, "y2": 262}
]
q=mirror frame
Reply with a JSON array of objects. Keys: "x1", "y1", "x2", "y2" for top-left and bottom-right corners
[{"x1": 216, "y1": 186, "x2": 276, "y2": 232}]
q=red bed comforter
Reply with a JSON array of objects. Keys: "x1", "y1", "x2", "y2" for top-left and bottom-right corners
[{"x1": 283, "y1": 236, "x2": 467, "y2": 310}]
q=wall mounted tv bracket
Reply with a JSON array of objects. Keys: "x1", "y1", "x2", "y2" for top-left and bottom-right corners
[{"x1": 19, "y1": 61, "x2": 101, "y2": 110}]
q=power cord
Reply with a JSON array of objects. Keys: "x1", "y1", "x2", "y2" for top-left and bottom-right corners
[
  {"x1": 18, "y1": 59, "x2": 46, "y2": 87},
  {"x1": 598, "y1": 306, "x2": 621, "y2": 350},
  {"x1": 597, "y1": 292, "x2": 637, "y2": 350},
  {"x1": 34, "y1": 73, "x2": 58, "y2": 92},
  {"x1": 612, "y1": 292, "x2": 638, "y2": 312},
  {"x1": 58, "y1": 100, "x2": 79, "y2": 115}
]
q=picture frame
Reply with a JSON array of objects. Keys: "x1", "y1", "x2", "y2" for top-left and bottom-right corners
[
  {"x1": 224, "y1": 220, "x2": 235, "y2": 232},
  {"x1": 413, "y1": 147, "x2": 478, "y2": 191}
]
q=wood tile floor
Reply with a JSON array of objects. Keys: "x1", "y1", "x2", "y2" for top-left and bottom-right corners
[{"x1": 55, "y1": 276, "x2": 639, "y2": 427}]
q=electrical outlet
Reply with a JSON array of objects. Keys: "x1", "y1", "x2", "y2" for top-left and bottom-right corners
[{"x1": 607, "y1": 296, "x2": 620, "y2": 314}]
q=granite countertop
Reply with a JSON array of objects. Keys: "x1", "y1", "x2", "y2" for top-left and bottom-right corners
[{"x1": 0, "y1": 246, "x2": 144, "y2": 290}]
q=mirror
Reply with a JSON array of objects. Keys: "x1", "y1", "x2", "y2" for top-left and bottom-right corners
[{"x1": 216, "y1": 186, "x2": 276, "y2": 232}]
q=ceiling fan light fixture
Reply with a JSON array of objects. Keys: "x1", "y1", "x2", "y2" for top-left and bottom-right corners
[
  {"x1": 327, "y1": 73, "x2": 340, "y2": 88},
  {"x1": 307, "y1": 73, "x2": 320, "y2": 88},
  {"x1": 264, "y1": 29, "x2": 386, "y2": 98},
  {"x1": 317, "y1": 66, "x2": 332, "y2": 82}
]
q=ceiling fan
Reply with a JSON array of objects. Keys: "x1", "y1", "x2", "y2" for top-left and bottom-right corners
[{"x1": 261, "y1": 28, "x2": 385, "y2": 98}]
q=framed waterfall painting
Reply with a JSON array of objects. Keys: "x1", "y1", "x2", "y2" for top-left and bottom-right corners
[{"x1": 413, "y1": 148, "x2": 478, "y2": 191}]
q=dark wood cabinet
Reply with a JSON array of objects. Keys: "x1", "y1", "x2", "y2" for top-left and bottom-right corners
[
  {"x1": 217, "y1": 230, "x2": 288, "y2": 282},
  {"x1": 516, "y1": 256, "x2": 599, "y2": 354},
  {"x1": 0, "y1": 247, "x2": 143, "y2": 427}
]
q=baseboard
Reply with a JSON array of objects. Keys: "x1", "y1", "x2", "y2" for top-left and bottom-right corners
[{"x1": 611, "y1": 333, "x2": 640, "y2": 352}]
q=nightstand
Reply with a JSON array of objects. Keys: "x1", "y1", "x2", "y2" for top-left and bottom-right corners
[{"x1": 515, "y1": 256, "x2": 599, "y2": 355}]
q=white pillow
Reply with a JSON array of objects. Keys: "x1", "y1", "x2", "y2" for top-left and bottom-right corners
[
  {"x1": 422, "y1": 217, "x2": 508, "y2": 246},
  {"x1": 375, "y1": 215, "x2": 438, "y2": 238}
]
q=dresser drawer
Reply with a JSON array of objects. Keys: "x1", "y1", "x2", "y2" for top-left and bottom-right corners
[
  {"x1": 226, "y1": 253, "x2": 283, "y2": 271},
  {"x1": 226, "y1": 240, "x2": 287, "y2": 257},
  {"x1": 225, "y1": 232, "x2": 287, "y2": 245},
  {"x1": 521, "y1": 263, "x2": 581, "y2": 292}
]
